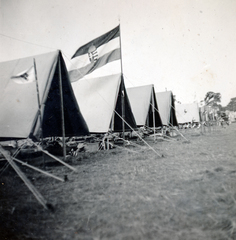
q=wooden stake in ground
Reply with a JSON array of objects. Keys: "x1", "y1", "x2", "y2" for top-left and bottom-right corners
[
  {"x1": 114, "y1": 110, "x2": 163, "y2": 157},
  {"x1": 0, "y1": 145, "x2": 48, "y2": 210},
  {"x1": 12, "y1": 157, "x2": 65, "y2": 182},
  {"x1": 31, "y1": 141, "x2": 77, "y2": 172}
]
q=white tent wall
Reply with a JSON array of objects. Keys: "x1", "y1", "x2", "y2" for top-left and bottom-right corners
[
  {"x1": 175, "y1": 103, "x2": 200, "y2": 124},
  {"x1": 0, "y1": 50, "x2": 89, "y2": 140},
  {"x1": 155, "y1": 91, "x2": 178, "y2": 126},
  {"x1": 71, "y1": 74, "x2": 136, "y2": 133},
  {"x1": 127, "y1": 84, "x2": 162, "y2": 127},
  {"x1": 0, "y1": 52, "x2": 58, "y2": 139},
  {"x1": 155, "y1": 91, "x2": 171, "y2": 126},
  {"x1": 127, "y1": 85, "x2": 153, "y2": 126}
]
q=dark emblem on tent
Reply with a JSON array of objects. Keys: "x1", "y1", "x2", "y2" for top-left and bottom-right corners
[
  {"x1": 12, "y1": 72, "x2": 29, "y2": 81},
  {"x1": 88, "y1": 45, "x2": 98, "y2": 63},
  {"x1": 11, "y1": 66, "x2": 35, "y2": 84}
]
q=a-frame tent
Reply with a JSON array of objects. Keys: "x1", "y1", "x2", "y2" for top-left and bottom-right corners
[
  {"x1": 155, "y1": 91, "x2": 178, "y2": 126},
  {"x1": 175, "y1": 103, "x2": 200, "y2": 124},
  {"x1": 0, "y1": 50, "x2": 89, "y2": 209},
  {"x1": 126, "y1": 84, "x2": 162, "y2": 128},
  {"x1": 0, "y1": 50, "x2": 89, "y2": 141},
  {"x1": 71, "y1": 74, "x2": 137, "y2": 133}
]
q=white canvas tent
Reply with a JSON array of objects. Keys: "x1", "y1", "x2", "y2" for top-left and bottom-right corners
[
  {"x1": 71, "y1": 74, "x2": 136, "y2": 133},
  {"x1": 175, "y1": 103, "x2": 200, "y2": 124},
  {"x1": 0, "y1": 50, "x2": 89, "y2": 141},
  {"x1": 155, "y1": 91, "x2": 178, "y2": 126},
  {"x1": 0, "y1": 50, "x2": 90, "y2": 209},
  {"x1": 126, "y1": 84, "x2": 162, "y2": 127}
]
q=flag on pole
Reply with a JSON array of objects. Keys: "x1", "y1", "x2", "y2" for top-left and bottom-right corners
[
  {"x1": 11, "y1": 65, "x2": 35, "y2": 84},
  {"x1": 69, "y1": 25, "x2": 121, "y2": 82}
]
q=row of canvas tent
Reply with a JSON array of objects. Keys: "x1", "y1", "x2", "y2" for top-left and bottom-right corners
[
  {"x1": 0, "y1": 50, "x2": 140, "y2": 142},
  {"x1": 0, "y1": 50, "x2": 139, "y2": 143},
  {"x1": 126, "y1": 86, "x2": 178, "y2": 128},
  {"x1": 0, "y1": 50, "x2": 204, "y2": 144},
  {"x1": 126, "y1": 86, "x2": 203, "y2": 128}
]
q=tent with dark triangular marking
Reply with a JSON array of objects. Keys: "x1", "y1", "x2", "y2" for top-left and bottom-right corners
[
  {"x1": 0, "y1": 50, "x2": 89, "y2": 141},
  {"x1": 155, "y1": 91, "x2": 178, "y2": 126},
  {"x1": 127, "y1": 84, "x2": 162, "y2": 128},
  {"x1": 71, "y1": 74, "x2": 137, "y2": 133}
]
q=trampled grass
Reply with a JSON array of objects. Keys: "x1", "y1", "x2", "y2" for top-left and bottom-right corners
[{"x1": 1, "y1": 123, "x2": 236, "y2": 239}]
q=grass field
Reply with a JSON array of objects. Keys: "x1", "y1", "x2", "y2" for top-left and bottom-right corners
[{"x1": 1, "y1": 123, "x2": 236, "y2": 240}]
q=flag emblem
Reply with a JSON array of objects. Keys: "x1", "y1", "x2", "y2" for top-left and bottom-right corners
[
  {"x1": 11, "y1": 66, "x2": 35, "y2": 84},
  {"x1": 88, "y1": 45, "x2": 98, "y2": 63}
]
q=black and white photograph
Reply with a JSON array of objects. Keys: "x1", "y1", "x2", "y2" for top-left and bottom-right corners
[{"x1": 1, "y1": 0, "x2": 236, "y2": 239}]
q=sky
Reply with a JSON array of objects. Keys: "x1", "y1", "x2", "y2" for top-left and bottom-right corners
[{"x1": 0, "y1": 0, "x2": 236, "y2": 106}]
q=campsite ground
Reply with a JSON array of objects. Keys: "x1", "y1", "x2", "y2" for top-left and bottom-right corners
[{"x1": 1, "y1": 123, "x2": 236, "y2": 240}]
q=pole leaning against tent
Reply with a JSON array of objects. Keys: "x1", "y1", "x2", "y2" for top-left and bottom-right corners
[
  {"x1": 33, "y1": 58, "x2": 45, "y2": 167},
  {"x1": 31, "y1": 141, "x2": 77, "y2": 171},
  {"x1": 150, "y1": 102, "x2": 189, "y2": 142},
  {"x1": 114, "y1": 110, "x2": 163, "y2": 157},
  {"x1": 33, "y1": 59, "x2": 43, "y2": 140},
  {"x1": 58, "y1": 56, "x2": 67, "y2": 162},
  {"x1": 0, "y1": 145, "x2": 48, "y2": 210}
]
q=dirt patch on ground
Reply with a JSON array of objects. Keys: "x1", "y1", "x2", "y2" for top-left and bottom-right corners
[{"x1": 1, "y1": 124, "x2": 236, "y2": 240}]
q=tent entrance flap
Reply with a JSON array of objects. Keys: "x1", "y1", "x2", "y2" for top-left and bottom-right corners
[
  {"x1": 155, "y1": 91, "x2": 178, "y2": 127},
  {"x1": 127, "y1": 85, "x2": 162, "y2": 128},
  {"x1": 112, "y1": 77, "x2": 136, "y2": 132},
  {"x1": 71, "y1": 74, "x2": 136, "y2": 133},
  {"x1": 146, "y1": 88, "x2": 162, "y2": 128}
]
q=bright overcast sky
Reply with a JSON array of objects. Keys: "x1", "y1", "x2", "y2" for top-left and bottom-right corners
[{"x1": 1, "y1": 0, "x2": 236, "y2": 106}]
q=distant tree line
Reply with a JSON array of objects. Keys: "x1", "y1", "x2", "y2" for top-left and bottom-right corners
[
  {"x1": 173, "y1": 91, "x2": 236, "y2": 112},
  {"x1": 203, "y1": 92, "x2": 236, "y2": 112},
  {"x1": 224, "y1": 97, "x2": 236, "y2": 112}
]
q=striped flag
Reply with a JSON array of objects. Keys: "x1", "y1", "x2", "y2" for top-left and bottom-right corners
[{"x1": 69, "y1": 26, "x2": 121, "y2": 82}]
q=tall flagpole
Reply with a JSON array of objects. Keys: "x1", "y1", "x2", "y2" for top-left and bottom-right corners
[
  {"x1": 118, "y1": 24, "x2": 126, "y2": 140},
  {"x1": 58, "y1": 56, "x2": 67, "y2": 161}
]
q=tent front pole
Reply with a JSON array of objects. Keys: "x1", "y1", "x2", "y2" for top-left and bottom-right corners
[
  {"x1": 121, "y1": 76, "x2": 125, "y2": 141},
  {"x1": 33, "y1": 58, "x2": 45, "y2": 167},
  {"x1": 58, "y1": 56, "x2": 66, "y2": 161},
  {"x1": 33, "y1": 59, "x2": 43, "y2": 138},
  {"x1": 152, "y1": 89, "x2": 156, "y2": 141}
]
